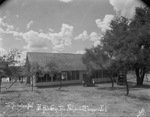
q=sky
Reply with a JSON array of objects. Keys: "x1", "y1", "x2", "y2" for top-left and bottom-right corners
[{"x1": 0, "y1": 0, "x2": 144, "y2": 61}]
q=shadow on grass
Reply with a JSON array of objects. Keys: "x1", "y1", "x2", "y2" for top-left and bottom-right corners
[
  {"x1": 0, "y1": 89, "x2": 33, "y2": 94},
  {"x1": 96, "y1": 82, "x2": 150, "y2": 91},
  {"x1": 36, "y1": 83, "x2": 82, "y2": 89},
  {"x1": 128, "y1": 94, "x2": 150, "y2": 102},
  {"x1": 96, "y1": 86, "x2": 126, "y2": 91},
  {"x1": 131, "y1": 84, "x2": 150, "y2": 89}
]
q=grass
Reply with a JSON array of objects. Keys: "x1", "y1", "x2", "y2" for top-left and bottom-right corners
[{"x1": 0, "y1": 76, "x2": 150, "y2": 117}]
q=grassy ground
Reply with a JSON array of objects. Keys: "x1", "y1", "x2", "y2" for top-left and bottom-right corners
[{"x1": 0, "y1": 75, "x2": 150, "y2": 117}]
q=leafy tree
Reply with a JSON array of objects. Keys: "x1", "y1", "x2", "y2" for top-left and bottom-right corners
[
  {"x1": 83, "y1": 6, "x2": 150, "y2": 87},
  {"x1": 45, "y1": 62, "x2": 61, "y2": 76},
  {"x1": 45, "y1": 61, "x2": 61, "y2": 89},
  {"x1": 128, "y1": 7, "x2": 150, "y2": 85},
  {"x1": 26, "y1": 62, "x2": 42, "y2": 84},
  {"x1": 82, "y1": 45, "x2": 126, "y2": 88},
  {"x1": 0, "y1": 49, "x2": 22, "y2": 81}
]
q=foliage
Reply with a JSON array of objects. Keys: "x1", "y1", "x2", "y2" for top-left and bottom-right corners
[
  {"x1": 45, "y1": 61, "x2": 61, "y2": 75},
  {"x1": 83, "y1": 6, "x2": 150, "y2": 86},
  {"x1": 0, "y1": 49, "x2": 21, "y2": 66},
  {"x1": 0, "y1": 49, "x2": 22, "y2": 79}
]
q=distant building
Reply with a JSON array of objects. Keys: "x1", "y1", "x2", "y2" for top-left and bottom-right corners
[{"x1": 25, "y1": 52, "x2": 110, "y2": 87}]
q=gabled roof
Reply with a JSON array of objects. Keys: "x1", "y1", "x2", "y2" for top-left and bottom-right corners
[{"x1": 26, "y1": 52, "x2": 87, "y2": 71}]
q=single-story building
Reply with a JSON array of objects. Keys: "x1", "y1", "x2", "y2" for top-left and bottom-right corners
[{"x1": 25, "y1": 52, "x2": 111, "y2": 87}]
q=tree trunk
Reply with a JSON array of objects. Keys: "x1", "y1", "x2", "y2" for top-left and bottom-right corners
[
  {"x1": 58, "y1": 74, "x2": 62, "y2": 90},
  {"x1": 135, "y1": 68, "x2": 145, "y2": 86},
  {"x1": 0, "y1": 77, "x2": 1, "y2": 93},
  {"x1": 26, "y1": 76, "x2": 30, "y2": 84},
  {"x1": 124, "y1": 74, "x2": 129, "y2": 96},
  {"x1": 109, "y1": 75, "x2": 114, "y2": 88},
  {"x1": 9, "y1": 77, "x2": 11, "y2": 82}
]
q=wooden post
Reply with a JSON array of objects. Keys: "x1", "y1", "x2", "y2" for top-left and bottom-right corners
[
  {"x1": 32, "y1": 76, "x2": 33, "y2": 90},
  {"x1": 58, "y1": 73, "x2": 62, "y2": 90},
  {"x1": 0, "y1": 76, "x2": 1, "y2": 93},
  {"x1": 124, "y1": 72, "x2": 129, "y2": 96}
]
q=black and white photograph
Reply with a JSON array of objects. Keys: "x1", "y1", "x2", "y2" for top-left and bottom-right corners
[{"x1": 0, "y1": 0, "x2": 150, "y2": 116}]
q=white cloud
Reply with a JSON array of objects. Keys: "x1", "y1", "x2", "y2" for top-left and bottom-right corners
[
  {"x1": 27, "y1": 20, "x2": 33, "y2": 29},
  {"x1": 90, "y1": 32, "x2": 102, "y2": 41},
  {"x1": 14, "y1": 24, "x2": 73, "y2": 52},
  {"x1": 0, "y1": 17, "x2": 14, "y2": 30},
  {"x1": 76, "y1": 50, "x2": 86, "y2": 54},
  {"x1": 93, "y1": 40, "x2": 101, "y2": 47},
  {"x1": 48, "y1": 24, "x2": 73, "y2": 51},
  {"x1": 59, "y1": 0, "x2": 73, "y2": 3},
  {"x1": 96, "y1": 15, "x2": 114, "y2": 33},
  {"x1": 49, "y1": 28, "x2": 54, "y2": 32},
  {"x1": 53, "y1": 44, "x2": 64, "y2": 52},
  {"x1": 22, "y1": 30, "x2": 50, "y2": 51},
  {"x1": 0, "y1": 18, "x2": 73, "y2": 52},
  {"x1": 109, "y1": 0, "x2": 144, "y2": 18},
  {"x1": 15, "y1": 38, "x2": 21, "y2": 40},
  {"x1": 0, "y1": 47, "x2": 7, "y2": 56},
  {"x1": 89, "y1": 32, "x2": 102, "y2": 47},
  {"x1": 74, "y1": 30, "x2": 89, "y2": 41}
]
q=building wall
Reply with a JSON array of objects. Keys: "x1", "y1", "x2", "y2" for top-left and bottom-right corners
[
  {"x1": 34, "y1": 70, "x2": 111, "y2": 87},
  {"x1": 79, "y1": 70, "x2": 86, "y2": 81},
  {"x1": 35, "y1": 80, "x2": 82, "y2": 87}
]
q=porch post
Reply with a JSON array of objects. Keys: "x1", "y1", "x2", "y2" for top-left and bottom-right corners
[{"x1": 51, "y1": 75, "x2": 53, "y2": 82}]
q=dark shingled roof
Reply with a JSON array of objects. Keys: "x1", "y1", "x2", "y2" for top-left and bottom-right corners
[{"x1": 26, "y1": 52, "x2": 87, "y2": 71}]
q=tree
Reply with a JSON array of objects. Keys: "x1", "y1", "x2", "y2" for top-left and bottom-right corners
[
  {"x1": 82, "y1": 45, "x2": 126, "y2": 88},
  {"x1": 82, "y1": 45, "x2": 116, "y2": 87},
  {"x1": 27, "y1": 62, "x2": 42, "y2": 84},
  {"x1": 82, "y1": 16, "x2": 131, "y2": 95},
  {"x1": 0, "y1": 49, "x2": 21, "y2": 81},
  {"x1": 128, "y1": 7, "x2": 150, "y2": 86},
  {"x1": 45, "y1": 62, "x2": 61, "y2": 76},
  {"x1": 84, "y1": 6, "x2": 150, "y2": 87},
  {"x1": 102, "y1": 7, "x2": 150, "y2": 86},
  {"x1": 82, "y1": 7, "x2": 150, "y2": 95},
  {"x1": 45, "y1": 61, "x2": 61, "y2": 89}
]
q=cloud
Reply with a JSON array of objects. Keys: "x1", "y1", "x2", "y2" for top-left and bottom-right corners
[
  {"x1": 53, "y1": 44, "x2": 64, "y2": 52},
  {"x1": 89, "y1": 32, "x2": 102, "y2": 47},
  {"x1": 90, "y1": 32, "x2": 102, "y2": 41},
  {"x1": 0, "y1": 17, "x2": 14, "y2": 30},
  {"x1": 96, "y1": 15, "x2": 114, "y2": 33},
  {"x1": 27, "y1": 20, "x2": 33, "y2": 29},
  {"x1": 76, "y1": 50, "x2": 86, "y2": 54},
  {"x1": 93, "y1": 40, "x2": 100, "y2": 47},
  {"x1": 0, "y1": 18, "x2": 73, "y2": 52},
  {"x1": 59, "y1": 0, "x2": 73, "y2": 3},
  {"x1": 109, "y1": 0, "x2": 144, "y2": 18},
  {"x1": 22, "y1": 30, "x2": 50, "y2": 51},
  {"x1": 0, "y1": 47, "x2": 7, "y2": 56},
  {"x1": 48, "y1": 24, "x2": 73, "y2": 51},
  {"x1": 48, "y1": 28, "x2": 54, "y2": 32},
  {"x1": 12, "y1": 24, "x2": 73, "y2": 52},
  {"x1": 74, "y1": 30, "x2": 89, "y2": 41}
]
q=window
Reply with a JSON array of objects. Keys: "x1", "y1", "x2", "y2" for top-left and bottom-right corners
[
  {"x1": 62, "y1": 72, "x2": 67, "y2": 80},
  {"x1": 72, "y1": 71, "x2": 76, "y2": 80},
  {"x1": 76, "y1": 71, "x2": 79, "y2": 80},
  {"x1": 72, "y1": 71, "x2": 79, "y2": 80},
  {"x1": 98, "y1": 70, "x2": 103, "y2": 78},
  {"x1": 67, "y1": 71, "x2": 72, "y2": 80}
]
